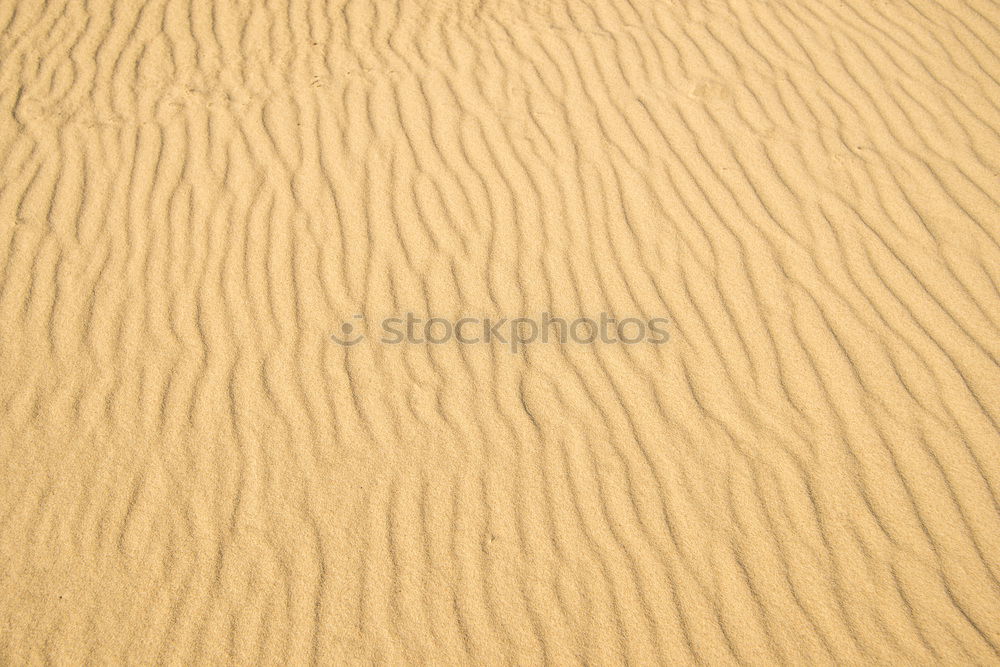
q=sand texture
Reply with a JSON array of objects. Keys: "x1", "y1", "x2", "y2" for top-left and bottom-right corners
[{"x1": 2, "y1": 0, "x2": 1000, "y2": 663}]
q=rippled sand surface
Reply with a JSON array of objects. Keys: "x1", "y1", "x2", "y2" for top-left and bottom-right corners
[{"x1": 2, "y1": 0, "x2": 999, "y2": 663}]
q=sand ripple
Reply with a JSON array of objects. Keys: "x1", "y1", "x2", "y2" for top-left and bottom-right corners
[{"x1": 1, "y1": 0, "x2": 999, "y2": 662}]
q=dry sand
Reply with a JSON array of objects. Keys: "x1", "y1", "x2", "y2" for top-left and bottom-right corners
[{"x1": 2, "y1": 0, "x2": 1000, "y2": 663}]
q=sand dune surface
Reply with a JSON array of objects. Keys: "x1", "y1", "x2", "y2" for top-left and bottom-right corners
[{"x1": 2, "y1": 0, "x2": 1000, "y2": 663}]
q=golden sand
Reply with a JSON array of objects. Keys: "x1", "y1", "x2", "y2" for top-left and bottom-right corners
[{"x1": 1, "y1": 0, "x2": 999, "y2": 662}]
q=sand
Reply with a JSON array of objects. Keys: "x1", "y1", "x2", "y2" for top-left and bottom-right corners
[{"x1": 1, "y1": 0, "x2": 999, "y2": 663}]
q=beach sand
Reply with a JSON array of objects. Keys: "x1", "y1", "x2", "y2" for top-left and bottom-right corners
[{"x1": 1, "y1": 0, "x2": 999, "y2": 662}]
